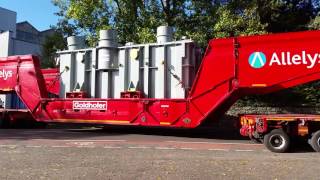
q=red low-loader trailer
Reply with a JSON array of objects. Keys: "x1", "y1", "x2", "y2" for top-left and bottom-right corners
[{"x1": 1, "y1": 30, "x2": 320, "y2": 152}]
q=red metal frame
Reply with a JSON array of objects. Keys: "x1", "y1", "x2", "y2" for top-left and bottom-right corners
[
  {"x1": 41, "y1": 68, "x2": 60, "y2": 96},
  {"x1": 1, "y1": 30, "x2": 320, "y2": 128}
]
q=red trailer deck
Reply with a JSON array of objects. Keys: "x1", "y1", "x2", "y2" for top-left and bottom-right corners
[{"x1": 1, "y1": 30, "x2": 320, "y2": 152}]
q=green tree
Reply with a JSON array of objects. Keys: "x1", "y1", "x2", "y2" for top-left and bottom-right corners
[
  {"x1": 310, "y1": 15, "x2": 320, "y2": 29},
  {"x1": 257, "y1": 0, "x2": 317, "y2": 32},
  {"x1": 41, "y1": 31, "x2": 67, "y2": 68},
  {"x1": 52, "y1": 0, "x2": 271, "y2": 46},
  {"x1": 213, "y1": 1, "x2": 266, "y2": 38},
  {"x1": 52, "y1": 0, "x2": 78, "y2": 36},
  {"x1": 52, "y1": 0, "x2": 320, "y2": 43}
]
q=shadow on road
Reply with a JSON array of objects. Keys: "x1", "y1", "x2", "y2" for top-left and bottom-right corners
[
  {"x1": 0, "y1": 113, "x2": 244, "y2": 140},
  {"x1": 100, "y1": 125, "x2": 243, "y2": 139},
  {"x1": 289, "y1": 138, "x2": 315, "y2": 153},
  {"x1": 0, "y1": 123, "x2": 244, "y2": 141}
]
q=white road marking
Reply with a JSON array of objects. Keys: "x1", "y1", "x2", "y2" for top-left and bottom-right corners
[
  {"x1": 208, "y1": 148, "x2": 230, "y2": 152},
  {"x1": 51, "y1": 145, "x2": 71, "y2": 148},
  {"x1": 60, "y1": 139, "x2": 127, "y2": 142},
  {"x1": 155, "y1": 147, "x2": 176, "y2": 150},
  {"x1": 180, "y1": 147, "x2": 194, "y2": 150},
  {"x1": 165, "y1": 140, "x2": 261, "y2": 146},
  {"x1": 69, "y1": 142, "x2": 94, "y2": 146},
  {"x1": 104, "y1": 146, "x2": 122, "y2": 149},
  {"x1": 19, "y1": 131, "x2": 49, "y2": 134},
  {"x1": 235, "y1": 149, "x2": 254, "y2": 152},
  {"x1": 0, "y1": 145, "x2": 17, "y2": 148},
  {"x1": 26, "y1": 145, "x2": 42, "y2": 148},
  {"x1": 32, "y1": 139, "x2": 127, "y2": 142},
  {"x1": 128, "y1": 146, "x2": 151, "y2": 149},
  {"x1": 76, "y1": 146, "x2": 95, "y2": 148}
]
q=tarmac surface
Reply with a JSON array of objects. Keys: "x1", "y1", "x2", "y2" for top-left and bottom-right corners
[{"x1": 0, "y1": 125, "x2": 319, "y2": 179}]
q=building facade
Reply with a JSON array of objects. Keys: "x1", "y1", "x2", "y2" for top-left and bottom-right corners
[
  {"x1": 0, "y1": 7, "x2": 55, "y2": 58},
  {"x1": 0, "y1": 7, "x2": 16, "y2": 37}
]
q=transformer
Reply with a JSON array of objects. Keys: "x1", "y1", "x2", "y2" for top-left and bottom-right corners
[{"x1": 57, "y1": 26, "x2": 201, "y2": 99}]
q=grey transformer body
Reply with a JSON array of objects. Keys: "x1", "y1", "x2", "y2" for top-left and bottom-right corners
[{"x1": 57, "y1": 26, "x2": 201, "y2": 99}]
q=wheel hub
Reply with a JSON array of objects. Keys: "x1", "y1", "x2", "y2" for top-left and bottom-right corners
[{"x1": 269, "y1": 134, "x2": 286, "y2": 150}]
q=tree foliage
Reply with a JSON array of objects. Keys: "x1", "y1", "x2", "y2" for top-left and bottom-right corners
[
  {"x1": 52, "y1": 0, "x2": 269, "y2": 46},
  {"x1": 41, "y1": 31, "x2": 66, "y2": 68},
  {"x1": 52, "y1": 0, "x2": 320, "y2": 42},
  {"x1": 257, "y1": 0, "x2": 316, "y2": 32},
  {"x1": 52, "y1": 0, "x2": 79, "y2": 36}
]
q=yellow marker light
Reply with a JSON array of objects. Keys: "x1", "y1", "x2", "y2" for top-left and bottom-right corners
[
  {"x1": 252, "y1": 84, "x2": 267, "y2": 87},
  {"x1": 240, "y1": 117, "x2": 245, "y2": 126}
]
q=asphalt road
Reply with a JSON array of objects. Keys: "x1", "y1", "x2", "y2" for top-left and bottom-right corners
[{"x1": 0, "y1": 125, "x2": 319, "y2": 180}]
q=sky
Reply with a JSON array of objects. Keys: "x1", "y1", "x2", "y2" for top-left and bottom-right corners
[{"x1": 0, "y1": 0, "x2": 59, "y2": 31}]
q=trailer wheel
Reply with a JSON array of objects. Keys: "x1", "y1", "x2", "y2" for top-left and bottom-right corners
[
  {"x1": 310, "y1": 130, "x2": 320, "y2": 152},
  {"x1": 0, "y1": 116, "x2": 9, "y2": 128},
  {"x1": 0, "y1": 116, "x2": 4, "y2": 128},
  {"x1": 264, "y1": 129, "x2": 290, "y2": 153}
]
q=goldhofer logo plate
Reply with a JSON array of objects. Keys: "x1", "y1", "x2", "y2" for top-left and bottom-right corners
[{"x1": 73, "y1": 101, "x2": 107, "y2": 110}]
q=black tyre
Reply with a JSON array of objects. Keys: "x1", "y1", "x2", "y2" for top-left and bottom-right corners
[
  {"x1": 0, "y1": 116, "x2": 9, "y2": 128},
  {"x1": 264, "y1": 129, "x2": 290, "y2": 153},
  {"x1": 310, "y1": 130, "x2": 320, "y2": 152},
  {"x1": 0, "y1": 116, "x2": 4, "y2": 128}
]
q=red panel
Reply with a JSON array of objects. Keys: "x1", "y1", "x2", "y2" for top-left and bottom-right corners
[
  {"x1": 189, "y1": 38, "x2": 235, "y2": 98},
  {"x1": 40, "y1": 99, "x2": 189, "y2": 127},
  {"x1": 147, "y1": 100, "x2": 187, "y2": 126},
  {"x1": 237, "y1": 30, "x2": 320, "y2": 93},
  {"x1": 41, "y1": 68, "x2": 60, "y2": 96}
]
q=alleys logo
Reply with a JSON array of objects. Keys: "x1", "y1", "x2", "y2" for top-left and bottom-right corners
[
  {"x1": 248, "y1": 51, "x2": 320, "y2": 69},
  {"x1": 0, "y1": 69, "x2": 13, "y2": 80},
  {"x1": 249, "y1": 52, "x2": 266, "y2": 69}
]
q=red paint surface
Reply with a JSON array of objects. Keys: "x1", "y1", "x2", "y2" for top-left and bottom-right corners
[{"x1": 41, "y1": 68, "x2": 60, "y2": 96}]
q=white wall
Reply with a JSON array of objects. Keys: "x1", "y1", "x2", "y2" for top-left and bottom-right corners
[
  {"x1": 0, "y1": 31, "x2": 14, "y2": 57},
  {"x1": 0, "y1": 7, "x2": 16, "y2": 38}
]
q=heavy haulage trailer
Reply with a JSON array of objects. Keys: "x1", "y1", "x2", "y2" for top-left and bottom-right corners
[{"x1": 0, "y1": 27, "x2": 320, "y2": 153}]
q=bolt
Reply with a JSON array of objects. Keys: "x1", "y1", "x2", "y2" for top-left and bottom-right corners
[
  {"x1": 183, "y1": 118, "x2": 191, "y2": 124},
  {"x1": 141, "y1": 116, "x2": 146, "y2": 122}
]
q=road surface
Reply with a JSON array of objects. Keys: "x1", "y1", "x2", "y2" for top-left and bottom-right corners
[{"x1": 0, "y1": 125, "x2": 319, "y2": 179}]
